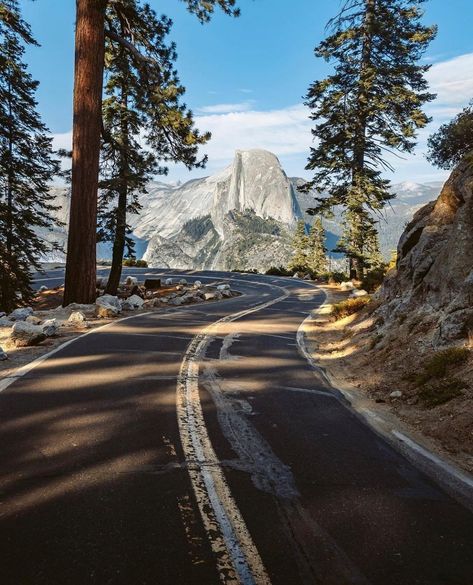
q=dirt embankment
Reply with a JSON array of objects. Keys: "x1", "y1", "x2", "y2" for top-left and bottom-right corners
[{"x1": 306, "y1": 285, "x2": 473, "y2": 474}]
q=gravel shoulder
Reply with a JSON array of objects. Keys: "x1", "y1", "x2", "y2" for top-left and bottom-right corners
[{"x1": 305, "y1": 285, "x2": 473, "y2": 477}]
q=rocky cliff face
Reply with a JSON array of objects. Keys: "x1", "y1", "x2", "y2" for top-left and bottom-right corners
[
  {"x1": 379, "y1": 161, "x2": 473, "y2": 344},
  {"x1": 143, "y1": 149, "x2": 302, "y2": 271}
]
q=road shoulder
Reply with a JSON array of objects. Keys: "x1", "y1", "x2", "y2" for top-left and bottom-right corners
[{"x1": 299, "y1": 285, "x2": 473, "y2": 509}]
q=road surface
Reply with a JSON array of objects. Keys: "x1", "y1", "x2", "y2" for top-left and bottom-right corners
[{"x1": 1, "y1": 269, "x2": 473, "y2": 585}]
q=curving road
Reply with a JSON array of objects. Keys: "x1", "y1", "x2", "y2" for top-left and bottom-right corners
[{"x1": 1, "y1": 269, "x2": 473, "y2": 585}]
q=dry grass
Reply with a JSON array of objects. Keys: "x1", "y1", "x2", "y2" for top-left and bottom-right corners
[{"x1": 331, "y1": 297, "x2": 371, "y2": 321}]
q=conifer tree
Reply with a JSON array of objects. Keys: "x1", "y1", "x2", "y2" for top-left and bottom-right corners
[
  {"x1": 0, "y1": 0, "x2": 60, "y2": 313},
  {"x1": 98, "y1": 1, "x2": 210, "y2": 294},
  {"x1": 65, "y1": 0, "x2": 241, "y2": 305},
  {"x1": 307, "y1": 217, "x2": 327, "y2": 275},
  {"x1": 289, "y1": 220, "x2": 309, "y2": 271},
  {"x1": 303, "y1": 0, "x2": 436, "y2": 278}
]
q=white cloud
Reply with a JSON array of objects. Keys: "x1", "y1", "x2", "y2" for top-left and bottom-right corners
[
  {"x1": 52, "y1": 52, "x2": 473, "y2": 184},
  {"x1": 426, "y1": 53, "x2": 473, "y2": 110},
  {"x1": 197, "y1": 101, "x2": 255, "y2": 114}
]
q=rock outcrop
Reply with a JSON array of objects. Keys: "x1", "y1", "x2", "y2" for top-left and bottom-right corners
[
  {"x1": 143, "y1": 150, "x2": 302, "y2": 271},
  {"x1": 379, "y1": 160, "x2": 473, "y2": 344}
]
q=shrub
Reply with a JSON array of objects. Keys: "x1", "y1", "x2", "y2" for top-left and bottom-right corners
[
  {"x1": 327, "y1": 271, "x2": 348, "y2": 284},
  {"x1": 135, "y1": 259, "x2": 148, "y2": 268},
  {"x1": 265, "y1": 266, "x2": 292, "y2": 277},
  {"x1": 331, "y1": 296, "x2": 371, "y2": 320},
  {"x1": 122, "y1": 258, "x2": 136, "y2": 267},
  {"x1": 361, "y1": 265, "x2": 388, "y2": 293},
  {"x1": 419, "y1": 378, "x2": 465, "y2": 408},
  {"x1": 423, "y1": 347, "x2": 470, "y2": 379}
]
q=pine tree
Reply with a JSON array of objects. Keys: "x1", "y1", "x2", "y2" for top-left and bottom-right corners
[
  {"x1": 0, "y1": 0, "x2": 60, "y2": 313},
  {"x1": 303, "y1": 0, "x2": 436, "y2": 278},
  {"x1": 64, "y1": 0, "x2": 241, "y2": 305},
  {"x1": 307, "y1": 217, "x2": 327, "y2": 275},
  {"x1": 289, "y1": 220, "x2": 309, "y2": 271},
  {"x1": 98, "y1": 2, "x2": 210, "y2": 294}
]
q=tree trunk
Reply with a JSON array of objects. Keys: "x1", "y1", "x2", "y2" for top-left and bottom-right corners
[
  {"x1": 63, "y1": 0, "x2": 106, "y2": 306},
  {"x1": 105, "y1": 83, "x2": 129, "y2": 295},
  {"x1": 105, "y1": 187, "x2": 127, "y2": 295}
]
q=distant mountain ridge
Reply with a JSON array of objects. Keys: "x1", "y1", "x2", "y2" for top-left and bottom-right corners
[{"x1": 44, "y1": 150, "x2": 442, "y2": 270}]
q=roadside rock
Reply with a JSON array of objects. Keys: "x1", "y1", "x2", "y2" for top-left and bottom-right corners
[
  {"x1": 42, "y1": 319, "x2": 59, "y2": 337},
  {"x1": 122, "y1": 294, "x2": 145, "y2": 310},
  {"x1": 351, "y1": 289, "x2": 368, "y2": 298},
  {"x1": 389, "y1": 390, "x2": 403, "y2": 399},
  {"x1": 26, "y1": 315, "x2": 42, "y2": 325},
  {"x1": 217, "y1": 284, "x2": 230, "y2": 291},
  {"x1": 9, "y1": 307, "x2": 34, "y2": 321},
  {"x1": 125, "y1": 276, "x2": 138, "y2": 287},
  {"x1": 10, "y1": 321, "x2": 46, "y2": 347},
  {"x1": 179, "y1": 278, "x2": 188, "y2": 285},
  {"x1": 340, "y1": 281, "x2": 355, "y2": 292},
  {"x1": 0, "y1": 347, "x2": 8, "y2": 360},
  {"x1": 194, "y1": 281, "x2": 202, "y2": 289},
  {"x1": 68, "y1": 311, "x2": 87, "y2": 326},
  {"x1": 39, "y1": 285, "x2": 48, "y2": 292},
  {"x1": 165, "y1": 278, "x2": 173, "y2": 285},
  {"x1": 95, "y1": 294, "x2": 122, "y2": 318},
  {"x1": 204, "y1": 291, "x2": 223, "y2": 301},
  {"x1": 0, "y1": 317, "x2": 13, "y2": 328}
]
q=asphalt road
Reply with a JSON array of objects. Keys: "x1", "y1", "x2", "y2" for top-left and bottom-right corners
[{"x1": 2, "y1": 269, "x2": 473, "y2": 585}]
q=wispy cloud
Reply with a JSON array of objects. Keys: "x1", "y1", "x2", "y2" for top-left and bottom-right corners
[
  {"x1": 52, "y1": 52, "x2": 473, "y2": 184},
  {"x1": 197, "y1": 101, "x2": 255, "y2": 114}
]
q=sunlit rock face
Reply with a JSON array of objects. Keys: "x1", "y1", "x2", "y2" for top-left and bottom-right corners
[
  {"x1": 210, "y1": 149, "x2": 301, "y2": 237},
  {"x1": 379, "y1": 160, "x2": 473, "y2": 344},
  {"x1": 142, "y1": 149, "x2": 302, "y2": 271}
]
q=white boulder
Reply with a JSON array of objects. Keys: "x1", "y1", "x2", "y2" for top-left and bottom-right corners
[
  {"x1": 39, "y1": 285, "x2": 48, "y2": 292},
  {"x1": 340, "y1": 281, "x2": 356, "y2": 291},
  {"x1": 68, "y1": 311, "x2": 87, "y2": 325},
  {"x1": 42, "y1": 319, "x2": 59, "y2": 337},
  {"x1": 217, "y1": 284, "x2": 230, "y2": 291},
  {"x1": 9, "y1": 307, "x2": 34, "y2": 321},
  {"x1": 95, "y1": 294, "x2": 122, "y2": 318},
  {"x1": 122, "y1": 294, "x2": 145, "y2": 310},
  {"x1": 10, "y1": 321, "x2": 46, "y2": 347},
  {"x1": 165, "y1": 278, "x2": 173, "y2": 286},
  {"x1": 194, "y1": 281, "x2": 202, "y2": 289},
  {"x1": 125, "y1": 276, "x2": 138, "y2": 286},
  {"x1": 351, "y1": 289, "x2": 369, "y2": 298},
  {"x1": 389, "y1": 390, "x2": 403, "y2": 399},
  {"x1": 26, "y1": 315, "x2": 42, "y2": 325}
]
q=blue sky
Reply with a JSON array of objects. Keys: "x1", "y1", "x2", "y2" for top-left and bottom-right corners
[{"x1": 20, "y1": 0, "x2": 473, "y2": 184}]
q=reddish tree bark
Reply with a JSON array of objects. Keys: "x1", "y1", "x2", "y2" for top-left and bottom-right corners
[{"x1": 63, "y1": 0, "x2": 106, "y2": 306}]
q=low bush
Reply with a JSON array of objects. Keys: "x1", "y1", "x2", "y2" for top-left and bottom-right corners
[
  {"x1": 331, "y1": 296, "x2": 371, "y2": 320},
  {"x1": 327, "y1": 271, "x2": 348, "y2": 284},
  {"x1": 122, "y1": 258, "x2": 148, "y2": 268},
  {"x1": 265, "y1": 266, "x2": 292, "y2": 277},
  {"x1": 424, "y1": 347, "x2": 470, "y2": 379},
  {"x1": 419, "y1": 378, "x2": 466, "y2": 408},
  {"x1": 361, "y1": 266, "x2": 388, "y2": 293}
]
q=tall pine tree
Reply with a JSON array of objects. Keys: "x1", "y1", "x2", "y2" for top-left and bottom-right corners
[
  {"x1": 98, "y1": 2, "x2": 210, "y2": 294},
  {"x1": 307, "y1": 218, "x2": 327, "y2": 276},
  {"x1": 0, "y1": 1, "x2": 60, "y2": 313},
  {"x1": 289, "y1": 220, "x2": 309, "y2": 272},
  {"x1": 303, "y1": 0, "x2": 436, "y2": 278},
  {"x1": 65, "y1": 0, "x2": 241, "y2": 305}
]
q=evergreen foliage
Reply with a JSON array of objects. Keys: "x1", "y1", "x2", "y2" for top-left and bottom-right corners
[
  {"x1": 307, "y1": 217, "x2": 327, "y2": 275},
  {"x1": 303, "y1": 0, "x2": 436, "y2": 278},
  {"x1": 0, "y1": 0, "x2": 60, "y2": 312},
  {"x1": 98, "y1": 0, "x2": 210, "y2": 294},
  {"x1": 289, "y1": 220, "x2": 309, "y2": 271},
  {"x1": 427, "y1": 102, "x2": 473, "y2": 169}
]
